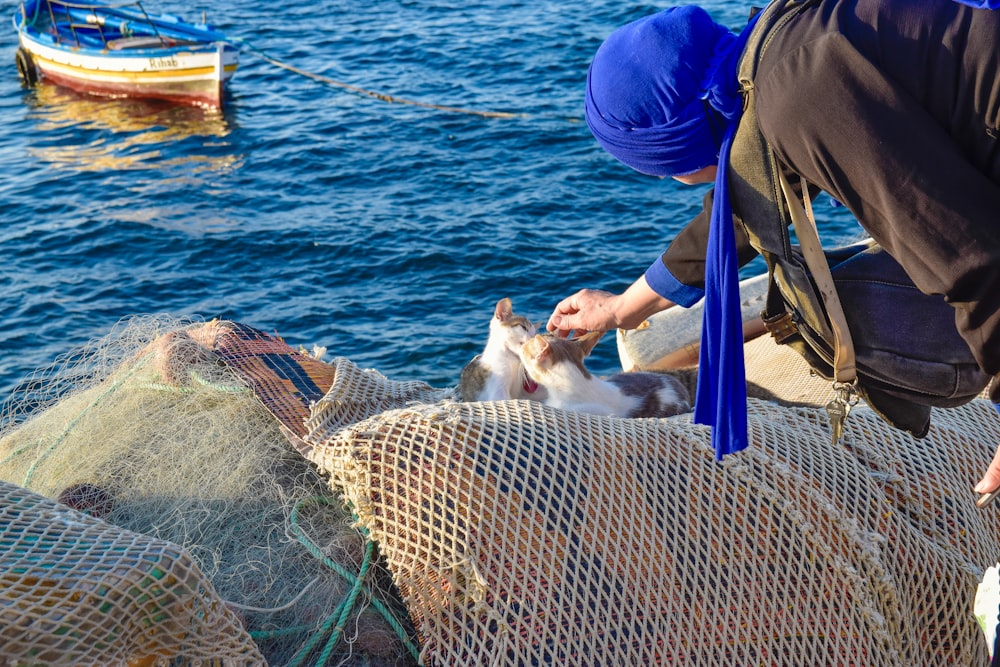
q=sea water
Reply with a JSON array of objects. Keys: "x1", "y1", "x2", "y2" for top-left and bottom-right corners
[{"x1": 0, "y1": 0, "x2": 862, "y2": 401}]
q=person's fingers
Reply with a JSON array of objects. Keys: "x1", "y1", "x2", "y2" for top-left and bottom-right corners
[
  {"x1": 552, "y1": 292, "x2": 585, "y2": 317},
  {"x1": 974, "y1": 444, "x2": 1000, "y2": 494},
  {"x1": 547, "y1": 291, "x2": 588, "y2": 334},
  {"x1": 547, "y1": 313, "x2": 582, "y2": 338},
  {"x1": 547, "y1": 289, "x2": 617, "y2": 336}
]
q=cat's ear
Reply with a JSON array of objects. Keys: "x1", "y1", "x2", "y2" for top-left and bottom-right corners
[
  {"x1": 494, "y1": 298, "x2": 513, "y2": 321},
  {"x1": 574, "y1": 330, "x2": 605, "y2": 357},
  {"x1": 531, "y1": 334, "x2": 552, "y2": 362}
]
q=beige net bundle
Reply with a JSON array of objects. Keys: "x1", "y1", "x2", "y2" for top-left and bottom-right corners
[
  {"x1": 0, "y1": 315, "x2": 419, "y2": 666},
  {"x1": 0, "y1": 479, "x2": 263, "y2": 666},
  {"x1": 304, "y1": 345, "x2": 1000, "y2": 665}
]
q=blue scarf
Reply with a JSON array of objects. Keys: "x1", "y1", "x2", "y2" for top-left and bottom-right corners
[
  {"x1": 586, "y1": 7, "x2": 761, "y2": 459},
  {"x1": 694, "y1": 116, "x2": 748, "y2": 460},
  {"x1": 693, "y1": 11, "x2": 761, "y2": 460}
]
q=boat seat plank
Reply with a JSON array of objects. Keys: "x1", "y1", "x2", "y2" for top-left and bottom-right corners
[{"x1": 107, "y1": 36, "x2": 171, "y2": 49}]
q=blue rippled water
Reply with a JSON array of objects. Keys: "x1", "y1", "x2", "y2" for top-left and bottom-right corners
[{"x1": 0, "y1": 0, "x2": 861, "y2": 398}]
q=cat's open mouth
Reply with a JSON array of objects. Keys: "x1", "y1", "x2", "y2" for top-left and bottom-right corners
[{"x1": 522, "y1": 368, "x2": 539, "y2": 394}]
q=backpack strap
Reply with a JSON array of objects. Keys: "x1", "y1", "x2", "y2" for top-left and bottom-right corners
[{"x1": 775, "y1": 169, "x2": 856, "y2": 384}]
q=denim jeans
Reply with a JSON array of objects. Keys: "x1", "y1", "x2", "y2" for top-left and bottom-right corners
[{"x1": 829, "y1": 244, "x2": 990, "y2": 405}]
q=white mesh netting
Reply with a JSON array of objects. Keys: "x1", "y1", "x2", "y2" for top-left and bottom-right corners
[
  {"x1": 0, "y1": 480, "x2": 264, "y2": 665},
  {"x1": 304, "y1": 344, "x2": 1000, "y2": 666}
]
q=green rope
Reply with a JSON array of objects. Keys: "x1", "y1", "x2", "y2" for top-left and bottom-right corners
[
  {"x1": 287, "y1": 496, "x2": 421, "y2": 664},
  {"x1": 286, "y1": 538, "x2": 375, "y2": 667},
  {"x1": 136, "y1": 369, "x2": 248, "y2": 394},
  {"x1": 135, "y1": 381, "x2": 195, "y2": 394},
  {"x1": 289, "y1": 500, "x2": 415, "y2": 645},
  {"x1": 248, "y1": 625, "x2": 312, "y2": 641},
  {"x1": 189, "y1": 368, "x2": 249, "y2": 393},
  {"x1": 289, "y1": 496, "x2": 367, "y2": 582},
  {"x1": 316, "y1": 538, "x2": 376, "y2": 664}
]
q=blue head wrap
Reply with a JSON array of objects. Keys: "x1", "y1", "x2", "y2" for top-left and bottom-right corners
[
  {"x1": 585, "y1": 6, "x2": 737, "y2": 177},
  {"x1": 586, "y1": 6, "x2": 762, "y2": 460}
]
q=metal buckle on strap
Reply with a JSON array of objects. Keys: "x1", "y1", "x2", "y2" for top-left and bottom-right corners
[{"x1": 761, "y1": 311, "x2": 797, "y2": 344}]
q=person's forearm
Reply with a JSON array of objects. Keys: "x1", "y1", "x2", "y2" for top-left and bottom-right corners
[{"x1": 614, "y1": 275, "x2": 676, "y2": 329}]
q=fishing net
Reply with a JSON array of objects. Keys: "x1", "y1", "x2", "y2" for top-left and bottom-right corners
[
  {"x1": 0, "y1": 479, "x2": 263, "y2": 666},
  {"x1": 0, "y1": 316, "x2": 419, "y2": 667},
  {"x1": 2, "y1": 316, "x2": 999, "y2": 665},
  {"x1": 304, "y1": 341, "x2": 1000, "y2": 666}
]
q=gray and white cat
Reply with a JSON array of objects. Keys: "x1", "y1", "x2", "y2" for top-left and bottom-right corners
[
  {"x1": 517, "y1": 331, "x2": 690, "y2": 418},
  {"x1": 459, "y1": 298, "x2": 546, "y2": 402}
]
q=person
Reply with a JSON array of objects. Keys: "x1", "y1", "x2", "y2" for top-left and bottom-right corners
[{"x1": 545, "y1": 1, "x2": 1000, "y2": 493}]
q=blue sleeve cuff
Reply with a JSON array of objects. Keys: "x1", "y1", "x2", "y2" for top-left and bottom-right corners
[
  {"x1": 952, "y1": 0, "x2": 1000, "y2": 8},
  {"x1": 643, "y1": 257, "x2": 705, "y2": 308},
  {"x1": 994, "y1": 402, "x2": 1000, "y2": 418}
]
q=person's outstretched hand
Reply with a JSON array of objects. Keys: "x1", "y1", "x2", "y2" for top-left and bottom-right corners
[
  {"x1": 976, "y1": 446, "x2": 1000, "y2": 496},
  {"x1": 547, "y1": 276, "x2": 678, "y2": 339},
  {"x1": 974, "y1": 403, "x2": 1000, "y2": 504},
  {"x1": 546, "y1": 289, "x2": 621, "y2": 338}
]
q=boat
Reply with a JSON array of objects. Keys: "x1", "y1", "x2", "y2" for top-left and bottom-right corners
[
  {"x1": 617, "y1": 272, "x2": 771, "y2": 372},
  {"x1": 12, "y1": 0, "x2": 239, "y2": 109}
]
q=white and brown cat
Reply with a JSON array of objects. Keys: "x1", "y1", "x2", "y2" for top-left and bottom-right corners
[
  {"x1": 517, "y1": 331, "x2": 690, "y2": 418},
  {"x1": 459, "y1": 298, "x2": 546, "y2": 402}
]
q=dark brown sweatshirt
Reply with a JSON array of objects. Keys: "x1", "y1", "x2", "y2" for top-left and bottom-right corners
[{"x1": 656, "y1": 0, "x2": 1000, "y2": 392}]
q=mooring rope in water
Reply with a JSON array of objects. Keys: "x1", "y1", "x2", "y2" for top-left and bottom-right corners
[{"x1": 234, "y1": 37, "x2": 580, "y2": 122}]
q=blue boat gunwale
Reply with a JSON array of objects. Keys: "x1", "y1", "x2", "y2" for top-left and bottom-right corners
[
  {"x1": 20, "y1": 30, "x2": 239, "y2": 60},
  {"x1": 15, "y1": 0, "x2": 236, "y2": 56}
]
